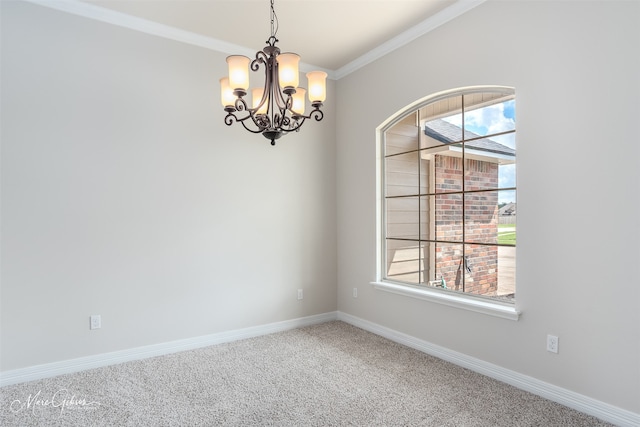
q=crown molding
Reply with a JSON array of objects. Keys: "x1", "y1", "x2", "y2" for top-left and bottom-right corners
[
  {"x1": 22, "y1": 0, "x2": 334, "y2": 78},
  {"x1": 22, "y1": 0, "x2": 484, "y2": 81},
  {"x1": 333, "y1": 0, "x2": 486, "y2": 79}
]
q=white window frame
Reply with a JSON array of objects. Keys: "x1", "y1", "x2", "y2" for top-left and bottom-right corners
[{"x1": 372, "y1": 86, "x2": 520, "y2": 321}]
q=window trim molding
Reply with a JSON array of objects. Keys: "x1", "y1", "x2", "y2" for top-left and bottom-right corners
[
  {"x1": 370, "y1": 280, "x2": 521, "y2": 321},
  {"x1": 375, "y1": 86, "x2": 519, "y2": 320}
]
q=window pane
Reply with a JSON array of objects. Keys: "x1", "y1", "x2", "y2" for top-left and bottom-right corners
[
  {"x1": 463, "y1": 98, "x2": 516, "y2": 137},
  {"x1": 433, "y1": 243, "x2": 464, "y2": 291},
  {"x1": 418, "y1": 195, "x2": 430, "y2": 240},
  {"x1": 386, "y1": 239, "x2": 423, "y2": 284},
  {"x1": 420, "y1": 241, "x2": 434, "y2": 285},
  {"x1": 434, "y1": 154, "x2": 462, "y2": 194},
  {"x1": 497, "y1": 245, "x2": 516, "y2": 300},
  {"x1": 463, "y1": 244, "x2": 499, "y2": 296},
  {"x1": 423, "y1": 116, "x2": 463, "y2": 148},
  {"x1": 430, "y1": 193, "x2": 462, "y2": 242},
  {"x1": 385, "y1": 116, "x2": 419, "y2": 155},
  {"x1": 464, "y1": 136, "x2": 515, "y2": 191},
  {"x1": 420, "y1": 95, "x2": 463, "y2": 148},
  {"x1": 497, "y1": 193, "x2": 516, "y2": 246},
  {"x1": 464, "y1": 191, "x2": 518, "y2": 246},
  {"x1": 386, "y1": 197, "x2": 420, "y2": 240},
  {"x1": 419, "y1": 155, "x2": 429, "y2": 195},
  {"x1": 464, "y1": 158, "x2": 499, "y2": 191},
  {"x1": 461, "y1": 244, "x2": 516, "y2": 301},
  {"x1": 464, "y1": 191, "x2": 498, "y2": 244},
  {"x1": 491, "y1": 131, "x2": 516, "y2": 151},
  {"x1": 498, "y1": 162, "x2": 516, "y2": 190},
  {"x1": 498, "y1": 221, "x2": 516, "y2": 246},
  {"x1": 385, "y1": 151, "x2": 426, "y2": 197}
]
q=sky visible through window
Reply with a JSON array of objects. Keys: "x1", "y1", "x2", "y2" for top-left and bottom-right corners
[{"x1": 443, "y1": 100, "x2": 516, "y2": 204}]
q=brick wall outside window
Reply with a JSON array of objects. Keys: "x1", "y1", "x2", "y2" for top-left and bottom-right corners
[{"x1": 434, "y1": 155, "x2": 498, "y2": 295}]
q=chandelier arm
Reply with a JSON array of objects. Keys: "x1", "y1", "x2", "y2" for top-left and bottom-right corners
[
  {"x1": 254, "y1": 90, "x2": 269, "y2": 116},
  {"x1": 226, "y1": 97, "x2": 274, "y2": 132},
  {"x1": 223, "y1": 111, "x2": 237, "y2": 127},
  {"x1": 252, "y1": 51, "x2": 268, "y2": 71},
  {"x1": 266, "y1": 57, "x2": 286, "y2": 130},
  {"x1": 281, "y1": 115, "x2": 292, "y2": 129},
  {"x1": 225, "y1": 110, "x2": 271, "y2": 134},
  {"x1": 242, "y1": 109, "x2": 273, "y2": 132},
  {"x1": 289, "y1": 107, "x2": 324, "y2": 123},
  {"x1": 274, "y1": 102, "x2": 289, "y2": 129},
  {"x1": 271, "y1": 111, "x2": 282, "y2": 129},
  {"x1": 285, "y1": 117, "x2": 305, "y2": 133},
  {"x1": 233, "y1": 96, "x2": 249, "y2": 112},
  {"x1": 240, "y1": 117, "x2": 269, "y2": 134},
  {"x1": 232, "y1": 77, "x2": 273, "y2": 133},
  {"x1": 269, "y1": 56, "x2": 290, "y2": 114},
  {"x1": 250, "y1": 56, "x2": 273, "y2": 119},
  {"x1": 275, "y1": 91, "x2": 291, "y2": 112},
  {"x1": 308, "y1": 108, "x2": 324, "y2": 122},
  {"x1": 272, "y1": 92, "x2": 294, "y2": 132}
]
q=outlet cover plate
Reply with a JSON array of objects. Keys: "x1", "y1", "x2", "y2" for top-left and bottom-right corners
[
  {"x1": 90, "y1": 315, "x2": 101, "y2": 330},
  {"x1": 547, "y1": 334, "x2": 558, "y2": 353}
]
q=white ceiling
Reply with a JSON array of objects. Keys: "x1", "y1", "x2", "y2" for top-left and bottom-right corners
[{"x1": 71, "y1": 0, "x2": 478, "y2": 75}]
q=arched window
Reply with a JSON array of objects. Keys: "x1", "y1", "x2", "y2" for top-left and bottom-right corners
[{"x1": 378, "y1": 87, "x2": 516, "y2": 306}]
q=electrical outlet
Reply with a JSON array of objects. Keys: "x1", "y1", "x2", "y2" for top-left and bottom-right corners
[
  {"x1": 90, "y1": 315, "x2": 101, "y2": 330},
  {"x1": 297, "y1": 289, "x2": 303, "y2": 300},
  {"x1": 353, "y1": 288, "x2": 358, "y2": 298},
  {"x1": 547, "y1": 334, "x2": 559, "y2": 353}
]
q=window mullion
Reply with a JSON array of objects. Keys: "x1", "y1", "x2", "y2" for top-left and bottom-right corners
[{"x1": 461, "y1": 94, "x2": 466, "y2": 293}]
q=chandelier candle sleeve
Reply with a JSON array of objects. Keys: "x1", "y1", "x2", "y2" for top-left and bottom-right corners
[
  {"x1": 220, "y1": 77, "x2": 236, "y2": 109},
  {"x1": 276, "y1": 53, "x2": 300, "y2": 90},
  {"x1": 291, "y1": 88, "x2": 306, "y2": 115},
  {"x1": 226, "y1": 55, "x2": 250, "y2": 94},
  {"x1": 252, "y1": 87, "x2": 268, "y2": 114},
  {"x1": 307, "y1": 71, "x2": 327, "y2": 103}
]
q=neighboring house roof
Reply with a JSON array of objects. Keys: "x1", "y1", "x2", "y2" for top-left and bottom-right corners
[
  {"x1": 498, "y1": 202, "x2": 517, "y2": 216},
  {"x1": 424, "y1": 119, "x2": 515, "y2": 157}
]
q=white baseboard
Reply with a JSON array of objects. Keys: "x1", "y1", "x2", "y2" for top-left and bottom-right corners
[
  {"x1": 3, "y1": 310, "x2": 637, "y2": 426},
  {"x1": 337, "y1": 311, "x2": 640, "y2": 427},
  {"x1": 0, "y1": 311, "x2": 338, "y2": 387}
]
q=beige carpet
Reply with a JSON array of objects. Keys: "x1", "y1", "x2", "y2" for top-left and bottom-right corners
[{"x1": 0, "y1": 321, "x2": 612, "y2": 426}]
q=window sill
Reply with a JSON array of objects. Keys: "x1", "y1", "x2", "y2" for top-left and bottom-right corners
[{"x1": 370, "y1": 281, "x2": 521, "y2": 321}]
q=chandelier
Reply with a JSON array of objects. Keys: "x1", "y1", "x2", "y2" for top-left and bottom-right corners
[{"x1": 220, "y1": 0, "x2": 327, "y2": 146}]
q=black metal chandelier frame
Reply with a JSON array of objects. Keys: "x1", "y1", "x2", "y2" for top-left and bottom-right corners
[{"x1": 222, "y1": 0, "x2": 325, "y2": 145}]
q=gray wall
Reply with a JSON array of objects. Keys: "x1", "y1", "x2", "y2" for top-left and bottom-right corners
[
  {"x1": 336, "y1": 0, "x2": 639, "y2": 414},
  {"x1": 1, "y1": 2, "x2": 337, "y2": 370},
  {"x1": 2, "y1": 0, "x2": 639, "y2": 418}
]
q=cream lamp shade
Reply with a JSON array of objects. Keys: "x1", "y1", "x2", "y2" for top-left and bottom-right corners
[
  {"x1": 252, "y1": 87, "x2": 268, "y2": 114},
  {"x1": 220, "y1": 77, "x2": 236, "y2": 108},
  {"x1": 291, "y1": 88, "x2": 306, "y2": 115},
  {"x1": 226, "y1": 55, "x2": 250, "y2": 92},
  {"x1": 306, "y1": 71, "x2": 327, "y2": 103},
  {"x1": 277, "y1": 53, "x2": 300, "y2": 89}
]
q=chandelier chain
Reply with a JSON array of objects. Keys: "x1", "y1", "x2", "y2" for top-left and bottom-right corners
[{"x1": 270, "y1": 0, "x2": 279, "y2": 38}]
